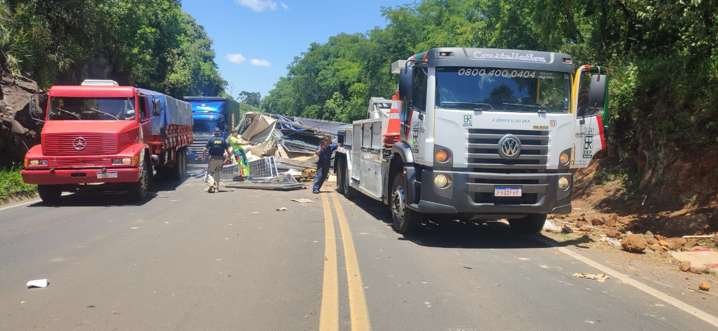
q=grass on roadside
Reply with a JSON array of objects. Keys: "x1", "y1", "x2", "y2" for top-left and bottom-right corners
[{"x1": 0, "y1": 167, "x2": 36, "y2": 201}]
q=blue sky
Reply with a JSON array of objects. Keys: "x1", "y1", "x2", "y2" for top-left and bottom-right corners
[{"x1": 181, "y1": 0, "x2": 409, "y2": 98}]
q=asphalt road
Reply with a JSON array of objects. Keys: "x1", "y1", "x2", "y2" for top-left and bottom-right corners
[{"x1": 0, "y1": 176, "x2": 715, "y2": 330}]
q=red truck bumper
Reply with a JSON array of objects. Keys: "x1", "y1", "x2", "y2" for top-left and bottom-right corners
[{"x1": 21, "y1": 168, "x2": 140, "y2": 185}]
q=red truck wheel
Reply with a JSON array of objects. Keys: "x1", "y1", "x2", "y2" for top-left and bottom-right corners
[
  {"x1": 38, "y1": 185, "x2": 62, "y2": 205},
  {"x1": 173, "y1": 148, "x2": 187, "y2": 181},
  {"x1": 129, "y1": 156, "x2": 151, "y2": 202}
]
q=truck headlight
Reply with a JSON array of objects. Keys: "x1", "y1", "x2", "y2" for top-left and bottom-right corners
[
  {"x1": 434, "y1": 174, "x2": 451, "y2": 189},
  {"x1": 558, "y1": 176, "x2": 570, "y2": 191},
  {"x1": 26, "y1": 159, "x2": 48, "y2": 167},
  {"x1": 559, "y1": 149, "x2": 572, "y2": 167},
  {"x1": 112, "y1": 157, "x2": 133, "y2": 166}
]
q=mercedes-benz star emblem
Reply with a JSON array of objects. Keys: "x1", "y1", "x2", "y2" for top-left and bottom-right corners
[
  {"x1": 73, "y1": 137, "x2": 87, "y2": 151},
  {"x1": 498, "y1": 134, "x2": 521, "y2": 159}
]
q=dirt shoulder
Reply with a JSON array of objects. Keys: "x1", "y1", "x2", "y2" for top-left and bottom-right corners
[{"x1": 543, "y1": 160, "x2": 718, "y2": 300}]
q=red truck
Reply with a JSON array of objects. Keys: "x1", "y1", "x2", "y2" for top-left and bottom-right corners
[{"x1": 22, "y1": 80, "x2": 193, "y2": 203}]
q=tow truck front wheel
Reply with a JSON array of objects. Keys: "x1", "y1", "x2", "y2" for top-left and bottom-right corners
[
  {"x1": 509, "y1": 214, "x2": 547, "y2": 235},
  {"x1": 390, "y1": 173, "x2": 422, "y2": 235},
  {"x1": 38, "y1": 185, "x2": 62, "y2": 205}
]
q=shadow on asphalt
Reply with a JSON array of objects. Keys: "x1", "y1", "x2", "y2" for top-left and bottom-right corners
[
  {"x1": 28, "y1": 176, "x2": 189, "y2": 208},
  {"x1": 344, "y1": 190, "x2": 593, "y2": 250}
]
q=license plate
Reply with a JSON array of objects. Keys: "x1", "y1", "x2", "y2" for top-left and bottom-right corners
[
  {"x1": 97, "y1": 171, "x2": 118, "y2": 179},
  {"x1": 494, "y1": 186, "x2": 522, "y2": 197}
]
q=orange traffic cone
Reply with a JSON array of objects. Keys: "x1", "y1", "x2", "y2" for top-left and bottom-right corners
[{"x1": 384, "y1": 92, "x2": 401, "y2": 147}]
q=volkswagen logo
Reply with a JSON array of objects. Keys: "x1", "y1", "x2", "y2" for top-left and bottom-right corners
[
  {"x1": 73, "y1": 137, "x2": 87, "y2": 151},
  {"x1": 498, "y1": 134, "x2": 521, "y2": 159}
]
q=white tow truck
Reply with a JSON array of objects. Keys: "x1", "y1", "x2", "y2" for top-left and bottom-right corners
[{"x1": 334, "y1": 47, "x2": 608, "y2": 235}]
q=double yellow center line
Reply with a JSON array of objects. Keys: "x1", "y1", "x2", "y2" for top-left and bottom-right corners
[{"x1": 319, "y1": 193, "x2": 371, "y2": 331}]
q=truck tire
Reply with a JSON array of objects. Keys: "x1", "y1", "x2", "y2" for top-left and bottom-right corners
[
  {"x1": 335, "y1": 158, "x2": 353, "y2": 199},
  {"x1": 129, "y1": 155, "x2": 151, "y2": 202},
  {"x1": 173, "y1": 148, "x2": 187, "y2": 181},
  {"x1": 38, "y1": 185, "x2": 62, "y2": 205},
  {"x1": 390, "y1": 172, "x2": 422, "y2": 235},
  {"x1": 509, "y1": 214, "x2": 546, "y2": 235}
]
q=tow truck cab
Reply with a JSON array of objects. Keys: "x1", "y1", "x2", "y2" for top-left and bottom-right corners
[{"x1": 337, "y1": 47, "x2": 608, "y2": 234}]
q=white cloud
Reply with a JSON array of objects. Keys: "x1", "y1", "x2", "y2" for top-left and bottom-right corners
[
  {"x1": 250, "y1": 58, "x2": 272, "y2": 67},
  {"x1": 226, "y1": 53, "x2": 246, "y2": 64},
  {"x1": 236, "y1": 0, "x2": 278, "y2": 12},
  {"x1": 280, "y1": 2, "x2": 289, "y2": 10}
]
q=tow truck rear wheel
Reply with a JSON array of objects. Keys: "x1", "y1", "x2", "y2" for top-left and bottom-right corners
[
  {"x1": 509, "y1": 214, "x2": 546, "y2": 235},
  {"x1": 335, "y1": 157, "x2": 353, "y2": 199},
  {"x1": 390, "y1": 172, "x2": 422, "y2": 235},
  {"x1": 37, "y1": 185, "x2": 62, "y2": 205}
]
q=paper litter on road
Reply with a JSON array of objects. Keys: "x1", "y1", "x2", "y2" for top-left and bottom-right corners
[
  {"x1": 602, "y1": 236, "x2": 622, "y2": 248},
  {"x1": 291, "y1": 198, "x2": 314, "y2": 204},
  {"x1": 573, "y1": 272, "x2": 609, "y2": 282},
  {"x1": 26, "y1": 279, "x2": 49, "y2": 288},
  {"x1": 543, "y1": 219, "x2": 562, "y2": 233}
]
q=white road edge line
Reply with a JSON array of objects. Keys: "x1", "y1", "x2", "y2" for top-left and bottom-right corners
[
  {"x1": 556, "y1": 245, "x2": 718, "y2": 328},
  {"x1": 0, "y1": 199, "x2": 40, "y2": 212}
]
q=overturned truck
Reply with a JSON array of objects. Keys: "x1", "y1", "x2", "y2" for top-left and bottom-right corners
[{"x1": 236, "y1": 112, "x2": 347, "y2": 172}]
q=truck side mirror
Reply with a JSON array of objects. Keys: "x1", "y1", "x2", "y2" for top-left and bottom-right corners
[
  {"x1": 337, "y1": 131, "x2": 345, "y2": 145},
  {"x1": 152, "y1": 98, "x2": 161, "y2": 116},
  {"x1": 28, "y1": 94, "x2": 44, "y2": 122},
  {"x1": 398, "y1": 65, "x2": 413, "y2": 108},
  {"x1": 577, "y1": 74, "x2": 608, "y2": 117}
]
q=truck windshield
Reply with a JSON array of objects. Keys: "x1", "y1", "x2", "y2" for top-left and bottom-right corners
[
  {"x1": 193, "y1": 119, "x2": 219, "y2": 134},
  {"x1": 49, "y1": 97, "x2": 136, "y2": 120},
  {"x1": 435, "y1": 67, "x2": 570, "y2": 113}
]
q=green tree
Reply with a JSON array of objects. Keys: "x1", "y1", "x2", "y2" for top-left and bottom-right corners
[{"x1": 0, "y1": 0, "x2": 225, "y2": 97}]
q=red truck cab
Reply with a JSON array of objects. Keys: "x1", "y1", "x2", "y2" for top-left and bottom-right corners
[{"x1": 22, "y1": 80, "x2": 192, "y2": 203}]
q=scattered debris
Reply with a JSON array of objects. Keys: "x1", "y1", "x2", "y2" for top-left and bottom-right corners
[
  {"x1": 682, "y1": 234, "x2": 714, "y2": 239},
  {"x1": 690, "y1": 265, "x2": 708, "y2": 274},
  {"x1": 602, "y1": 236, "x2": 622, "y2": 248},
  {"x1": 291, "y1": 198, "x2": 314, "y2": 204},
  {"x1": 621, "y1": 234, "x2": 647, "y2": 253},
  {"x1": 26, "y1": 279, "x2": 49, "y2": 289},
  {"x1": 227, "y1": 173, "x2": 305, "y2": 191},
  {"x1": 590, "y1": 218, "x2": 604, "y2": 226},
  {"x1": 561, "y1": 224, "x2": 573, "y2": 233},
  {"x1": 573, "y1": 273, "x2": 609, "y2": 282},
  {"x1": 670, "y1": 247, "x2": 718, "y2": 275},
  {"x1": 679, "y1": 261, "x2": 691, "y2": 272},
  {"x1": 276, "y1": 207, "x2": 288, "y2": 211},
  {"x1": 604, "y1": 215, "x2": 617, "y2": 227},
  {"x1": 543, "y1": 219, "x2": 562, "y2": 233},
  {"x1": 699, "y1": 281, "x2": 711, "y2": 292},
  {"x1": 605, "y1": 229, "x2": 622, "y2": 239},
  {"x1": 661, "y1": 237, "x2": 687, "y2": 251}
]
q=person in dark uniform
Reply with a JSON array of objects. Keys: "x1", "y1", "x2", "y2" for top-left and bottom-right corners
[
  {"x1": 205, "y1": 129, "x2": 230, "y2": 193},
  {"x1": 312, "y1": 136, "x2": 337, "y2": 194}
]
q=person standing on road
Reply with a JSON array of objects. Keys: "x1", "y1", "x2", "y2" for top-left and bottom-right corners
[
  {"x1": 227, "y1": 129, "x2": 249, "y2": 179},
  {"x1": 312, "y1": 136, "x2": 337, "y2": 194},
  {"x1": 205, "y1": 129, "x2": 231, "y2": 193}
]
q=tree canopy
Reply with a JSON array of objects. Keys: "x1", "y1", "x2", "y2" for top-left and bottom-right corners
[{"x1": 0, "y1": 0, "x2": 226, "y2": 97}]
